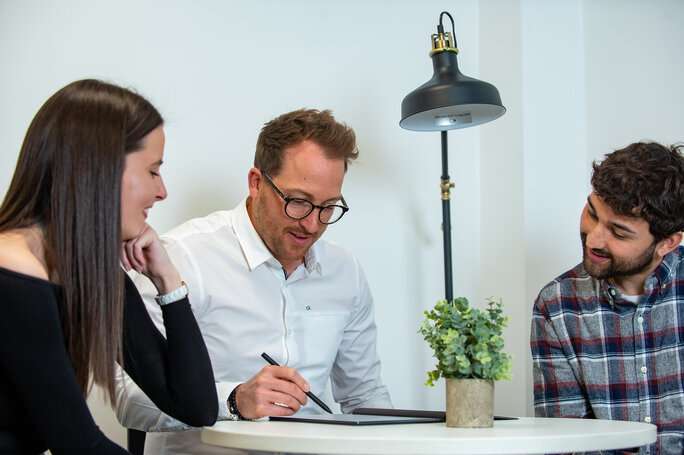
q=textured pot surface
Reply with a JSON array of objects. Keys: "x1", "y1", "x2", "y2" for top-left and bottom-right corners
[{"x1": 445, "y1": 378, "x2": 494, "y2": 428}]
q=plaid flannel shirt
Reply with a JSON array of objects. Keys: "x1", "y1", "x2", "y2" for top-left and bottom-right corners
[{"x1": 531, "y1": 246, "x2": 684, "y2": 455}]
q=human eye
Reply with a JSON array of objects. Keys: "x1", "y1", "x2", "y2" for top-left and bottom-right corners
[
  {"x1": 289, "y1": 198, "x2": 310, "y2": 209},
  {"x1": 612, "y1": 230, "x2": 629, "y2": 240},
  {"x1": 285, "y1": 198, "x2": 313, "y2": 218},
  {"x1": 587, "y1": 208, "x2": 597, "y2": 220}
]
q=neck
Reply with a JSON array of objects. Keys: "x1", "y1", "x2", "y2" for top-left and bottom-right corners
[
  {"x1": 246, "y1": 197, "x2": 304, "y2": 278},
  {"x1": 22, "y1": 225, "x2": 52, "y2": 279},
  {"x1": 609, "y1": 262, "x2": 661, "y2": 296},
  {"x1": 609, "y1": 277, "x2": 645, "y2": 297}
]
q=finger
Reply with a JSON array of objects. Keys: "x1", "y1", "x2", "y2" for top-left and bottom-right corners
[
  {"x1": 238, "y1": 368, "x2": 308, "y2": 419},
  {"x1": 133, "y1": 238, "x2": 147, "y2": 268},
  {"x1": 257, "y1": 368, "x2": 308, "y2": 406},
  {"x1": 261, "y1": 400, "x2": 299, "y2": 417},
  {"x1": 134, "y1": 225, "x2": 176, "y2": 281},
  {"x1": 125, "y1": 239, "x2": 143, "y2": 272},
  {"x1": 272, "y1": 366, "x2": 311, "y2": 394},
  {"x1": 120, "y1": 243, "x2": 132, "y2": 271},
  {"x1": 132, "y1": 225, "x2": 154, "y2": 266},
  {"x1": 252, "y1": 389, "x2": 303, "y2": 416}
]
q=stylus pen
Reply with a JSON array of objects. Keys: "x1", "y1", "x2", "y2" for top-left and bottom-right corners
[{"x1": 261, "y1": 352, "x2": 333, "y2": 414}]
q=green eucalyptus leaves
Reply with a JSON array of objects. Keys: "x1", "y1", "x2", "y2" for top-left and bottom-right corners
[{"x1": 420, "y1": 297, "x2": 512, "y2": 386}]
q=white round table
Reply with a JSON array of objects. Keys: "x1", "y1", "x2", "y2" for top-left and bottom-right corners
[{"x1": 201, "y1": 416, "x2": 657, "y2": 454}]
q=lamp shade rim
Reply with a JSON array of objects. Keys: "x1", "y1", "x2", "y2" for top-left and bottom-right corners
[{"x1": 400, "y1": 103, "x2": 506, "y2": 131}]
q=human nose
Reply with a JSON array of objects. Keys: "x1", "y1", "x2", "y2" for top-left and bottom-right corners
[
  {"x1": 584, "y1": 223, "x2": 606, "y2": 249},
  {"x1": 299, "y1": 209, "x2": 320, "y2": 232},
  {"x1": 156, "y1": 177, "x2": 168, "y2": 201}
]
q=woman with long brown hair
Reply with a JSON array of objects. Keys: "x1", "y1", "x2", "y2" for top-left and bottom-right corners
[{"x1": 0, "y1": 79, "x2": 217, "y2": 453}]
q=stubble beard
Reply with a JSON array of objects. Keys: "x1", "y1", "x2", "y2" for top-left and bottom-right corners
[
  {"x1": 581, "y1": 234, "x2": 658, "y2": 280},
  {"x1": 252, "y1": 194, "x2": 321, "y2": 263}
]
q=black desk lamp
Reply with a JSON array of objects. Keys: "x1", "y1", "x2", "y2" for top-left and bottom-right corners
[{"x1": 400, "y1": 11, "x2": 505, "y2": 303}]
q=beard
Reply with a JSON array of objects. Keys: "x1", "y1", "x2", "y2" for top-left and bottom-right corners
[
  {"x1": 581, "y1": 234, "x2": 658, "y2": 280},
  {"x1": 250, "y1": 194, "x2": 322, "y2": 265}
]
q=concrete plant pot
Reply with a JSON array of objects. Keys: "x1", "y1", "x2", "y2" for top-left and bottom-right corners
[{"x1": 445, "y1": 378, "x2": 494, "y2": 428}]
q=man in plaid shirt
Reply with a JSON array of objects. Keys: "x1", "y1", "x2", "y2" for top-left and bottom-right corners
[{"x1": 531, "y1": 142, "x2": 684, "y2": 455}]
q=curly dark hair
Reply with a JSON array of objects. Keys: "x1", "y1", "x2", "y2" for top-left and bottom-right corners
[
  {"x1": 255, "y1": 108, "x2": 359, "y2": 176},
  {"x1": 591, "y1": 142, "x2": 684, "y2": 241}
]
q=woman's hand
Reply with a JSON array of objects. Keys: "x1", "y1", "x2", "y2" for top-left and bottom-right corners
[{"x1": 121, "y1": 223, "x2": 181, "y2": 295}]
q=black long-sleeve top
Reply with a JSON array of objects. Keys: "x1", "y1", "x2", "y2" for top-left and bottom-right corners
[{"x1": 0, "y1": 267, "x2": 218, "y2": 454}]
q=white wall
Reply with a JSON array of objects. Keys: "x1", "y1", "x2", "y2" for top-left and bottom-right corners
[
  {"x1": 520, "y1": 0, "x2": 588, "y2": 417},
  {"x1": 516, "y1": 0, "x2": 684, "y2": 416},
  {"x1": 1, "y1": 0, "x2": 683, "y2": 447}
]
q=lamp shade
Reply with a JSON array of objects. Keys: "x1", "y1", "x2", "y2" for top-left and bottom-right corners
[{"x1": 400, "y1": 50, "x2": 505, "y2": 132}]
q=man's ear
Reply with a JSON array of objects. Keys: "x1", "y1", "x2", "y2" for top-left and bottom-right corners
[
  {"x1": 656, "y1": 231, "x2": 683, "y2": 257},
  {"x1": 247, "y1": 168, "x2": 261, "y2": 199}
]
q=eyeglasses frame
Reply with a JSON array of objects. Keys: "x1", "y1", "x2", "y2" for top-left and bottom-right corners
[{"x1": 260, "y1": 171, "x2": 349, "y2": 225}]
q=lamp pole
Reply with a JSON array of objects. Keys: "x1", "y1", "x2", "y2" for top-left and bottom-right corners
[
  {"x1": 400, "y1": 11, "x2": 505, "y2": 305},
  {"x1": 440, "y1": 130, "x2": 454, "y2": 303}
]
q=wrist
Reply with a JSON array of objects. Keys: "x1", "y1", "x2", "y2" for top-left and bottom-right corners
[
  {"x1": 150, "y1": 267, "x2": 182, "y2": 295},
  {"x1": 154, "y1": 281, "x2": 188, "y2": 306},
  {"x1": 228, "y1": 385, "x2": 248, "y2": 421}
]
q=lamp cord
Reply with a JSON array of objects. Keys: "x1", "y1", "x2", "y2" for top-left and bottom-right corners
[{"x1": 438, "y1": 11, "x2": 457, "y2": 48}]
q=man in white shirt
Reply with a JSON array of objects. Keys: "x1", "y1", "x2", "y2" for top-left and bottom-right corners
[{"x1": 116, "y1": 109, "x2": 392, "y2": 454}]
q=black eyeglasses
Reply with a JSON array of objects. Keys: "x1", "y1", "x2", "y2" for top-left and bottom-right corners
[{"x1": 261, "y1": 172, "x2": 349, "y2": 225}]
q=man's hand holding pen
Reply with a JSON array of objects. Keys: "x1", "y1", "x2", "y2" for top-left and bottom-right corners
[{"x1": 233, "y1": 365, "x2": 311, "y2": 419}]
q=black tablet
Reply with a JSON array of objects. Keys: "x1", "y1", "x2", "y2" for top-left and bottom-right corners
[
  {"x1": 352, "y1": 407, "x2": 518, "y2": 421},
  {"x1": 269, "y1": 413, "x2": 442, "y2": 426}
]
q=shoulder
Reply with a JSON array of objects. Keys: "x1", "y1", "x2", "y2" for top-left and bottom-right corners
[
  {"x1": 540, "y1": 262, "x2": 587, "y2": 290},
  {"x1": 314, "y1": 238, "x2": 356, "y2": 260},
  {"x1": 0, "y1": 229, "x2": 49, "y2": 281},
  {"x1": 313, "y1": 238, "x2": 361, "y2": 271},
  {"x1": 160, "y1": 211, "x2": 236, "y2": 259},
  {"x1": 535, "y1": 262, "x2": 595, "y2": 312},
  {"x1": 669, "y1": 245, "x2": 684, "y2": 271},
  {"x1": 163, "y1": 211, "x2": 233, "y2": 243},
  {"x1": 312, "y1": 238, "x2": 368, "y2": 290}
]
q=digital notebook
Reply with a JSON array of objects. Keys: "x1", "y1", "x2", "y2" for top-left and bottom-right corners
[
  {"x1": 269, "y1": 413, "x2": 442, "y2": 426},
  {"x1": 351, "y1": 407, "x2": 518, "y2": 421}
]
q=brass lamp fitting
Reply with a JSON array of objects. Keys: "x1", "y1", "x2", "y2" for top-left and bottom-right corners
[
  {"x1": 440, "y1": 177, "x2": 455, "y2": 200},
  {"x1": 430, "y1": 31, "x2": 458, "y2": 56}
]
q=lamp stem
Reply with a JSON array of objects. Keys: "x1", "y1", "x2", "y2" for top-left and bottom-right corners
[{"x1": 440, "y1": 130, "x2": 454, "y2": 303}]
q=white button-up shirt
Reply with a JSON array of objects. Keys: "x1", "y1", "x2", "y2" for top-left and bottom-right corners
[{"x1": 116, "y1": 198, "x2": 391, "y2": 454}]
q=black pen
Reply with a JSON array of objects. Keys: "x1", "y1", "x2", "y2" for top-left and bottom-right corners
[{"x1": 261, "y1": 352, "x2": 333, "y2": 414}]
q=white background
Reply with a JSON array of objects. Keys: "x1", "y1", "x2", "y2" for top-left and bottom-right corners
[{"x1": 1, "y1": 0, "x2": 683, "y2": 446}]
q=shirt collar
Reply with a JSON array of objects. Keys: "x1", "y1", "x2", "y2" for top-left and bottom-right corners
[
  {"x1": 231, "y1": 197, "x2": 322, "y2": 275},
  {"x1": 650, "y1": 245, "x2": 682, "y2": 288},
  {"x1": 600, "y1": 245, "x2": 683, "y2": 305}
]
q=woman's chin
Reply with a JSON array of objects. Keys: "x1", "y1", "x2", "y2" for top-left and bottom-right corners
[{"x1": 121, "y1": 222, "x2": 146, "y2": 242}]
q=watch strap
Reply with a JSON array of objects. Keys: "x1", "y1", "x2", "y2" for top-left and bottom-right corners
[{"x1": 154, "y1": 281, "x2": 189, "y2": 306}]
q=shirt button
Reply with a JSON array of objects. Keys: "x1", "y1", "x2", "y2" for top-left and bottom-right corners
[
  {"x1": 644, "y1": 417, "x2": 651, "y2": 423},
  {"x1": 609, "y1": 289, "x2": 616, "y2": 296},
  {"x1": 641, "y1": 366, "x2": 647, "y2": 373},
  {"x1": 637, "y1": 316, "x2": 644, "y2": 323}
]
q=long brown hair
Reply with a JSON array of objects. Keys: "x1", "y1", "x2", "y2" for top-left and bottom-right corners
[{"x1": 0, "y1": 79, "x2": 163, "y2": 403}]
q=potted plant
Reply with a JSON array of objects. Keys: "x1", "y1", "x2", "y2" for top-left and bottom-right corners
[{"x1": 420, "y1": 297, "x2": 512, "y2": 428}]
